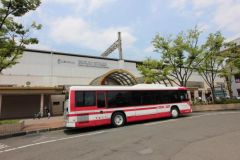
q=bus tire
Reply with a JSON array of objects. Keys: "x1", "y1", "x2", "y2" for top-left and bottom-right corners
[
  {"x1": 171, "y1": 106, "x2": 179, "y2": 118},
  {"x1": 111, "y1": 112, "x2": 126, "y2": 127}
]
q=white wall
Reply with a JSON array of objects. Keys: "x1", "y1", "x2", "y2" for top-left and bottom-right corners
[
  {"x1": 1, "y1": 50, "x2": 141, "y2": 87},
  {"x1": 231, "y1": 76, "x2": 240, "y2": 97}
]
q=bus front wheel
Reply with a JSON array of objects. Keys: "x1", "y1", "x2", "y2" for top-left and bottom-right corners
[
  {"x1": 111, "y1": 112, "x2": 126, "y2": 127},
  {"x1": 171, "y1": 107, "x2": 179, "y2": 118}
]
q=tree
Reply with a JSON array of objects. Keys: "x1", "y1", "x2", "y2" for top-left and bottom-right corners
[
  {"x1": 229, "y1": 42, "x2": 240, "y2": 70},
  {"x1": 196, "y1": 32, "x2": 225, "y2": 103},
  {"x1": 137, "y1": 59, "x2": 173, "y2": 86},
  {"x1": 138, "y1": 27, "x2": 202, "y2": 87},
  {"x1": 0, "y1": 0, "x2": 41, "y2": 73}
]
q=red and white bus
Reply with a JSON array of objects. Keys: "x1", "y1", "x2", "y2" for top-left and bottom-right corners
[{"x1": 64, "y1": 84, "x2": 192, "y2": 128}]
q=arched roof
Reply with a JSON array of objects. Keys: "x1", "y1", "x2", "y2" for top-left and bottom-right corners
[{"x1": 89, "y1": 69, "x2": 137, "y2": 86}]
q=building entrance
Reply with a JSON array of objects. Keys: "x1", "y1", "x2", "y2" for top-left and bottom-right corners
[{"x1": 90, "y1": 69, "x2": 137, "y2": 86}]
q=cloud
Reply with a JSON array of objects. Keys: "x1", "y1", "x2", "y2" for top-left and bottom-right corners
[
  {"x1": 170, "y1": 0, "x2": 216, "y2": 10},
  {"x1": 87, "y1": 0, "x2": 116, "y2": 14},
  {"x1": 191, "y1": 0, "x2": 215, "y2": 9},
  {"x1": 213, "y1": 1, "x2": 240, "y2": 33},
  {"x1": 26, "y1": 43, "x2": 52, "y2": 50},
  {"x1": 49, "y1": 16, "x2": 136, "y2": 52},
  {"x1": 168, "y1": 0, "x2": 240, "y2": 34},
  {"x1": 144, "y1": 46, "x2": 154, "y2": 53},
  {"x1": 44, "y1": 0, "x2": 117, "y2": 14},
  {"x1": 198, "y1": 23, "x2": 210, "y2": 32},
  {"x1": 169, "y1": 0, "x2": 187, "y2": 10}
]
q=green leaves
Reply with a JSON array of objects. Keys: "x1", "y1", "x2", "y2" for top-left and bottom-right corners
[
  {"x1": 0, "y1": 0, "x2": 41, "y2": 73},
  {"x1": 137, "y1": 59, "x2": 172, "y2": 85},
  {"x1": 139, "y1": 26, "x2": 239, "y2": 102},
  {"x1": 146, "y1": 27, "x2": 202, "y2": 86},
  {"x1": 0, "y1": 0, "x2": 40, "y2": 17}
]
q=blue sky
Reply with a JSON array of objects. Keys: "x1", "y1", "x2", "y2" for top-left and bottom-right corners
[{"x1": 23, "y1": 0, "x2": 240, "y2": 60}]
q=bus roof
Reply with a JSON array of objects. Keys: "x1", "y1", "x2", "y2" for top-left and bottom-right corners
[{"x1": 70, "y1": 84, "x2": 187, "y2": 91}]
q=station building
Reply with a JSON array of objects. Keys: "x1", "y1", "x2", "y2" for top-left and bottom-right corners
[
  {"x1": 230, "y1": 37, "x2": 240, "y2": 98},
  {"x1": 0, "y1": 49, "x2": 225, "y2": 119}
]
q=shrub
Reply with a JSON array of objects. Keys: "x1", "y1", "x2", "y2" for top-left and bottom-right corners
[
  {"x1": 215, "y1": 99, "x2": 240, "y2": 104},
  {"x1": 0, "y1": 120, "x2": 19, "y2": 125}
]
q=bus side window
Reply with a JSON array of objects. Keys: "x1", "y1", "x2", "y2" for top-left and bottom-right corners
[
  {"x1": 169, "y1": 91, "x2": 180, "y2": 103},
  {"x1": 107, "y1": 91, "x2": 132, "y2": 108},
  {"x1": 75, "y1": 91, "x2": 96, "y2": 107},
  {"x1": 131, "y1": 91, "x2": 141, "y2": 106},
  {"x1": 97, "y1": 92, "x2": 105, "y2": 108}
]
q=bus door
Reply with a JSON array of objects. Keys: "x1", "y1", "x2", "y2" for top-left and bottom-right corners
[{"x1": 95, "y1": 91, "x2": 109, "y2": 125}]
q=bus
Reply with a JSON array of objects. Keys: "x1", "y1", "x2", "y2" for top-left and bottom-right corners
[{"x1": 64, "y1": 84, "x2": 192, "y2": 128}]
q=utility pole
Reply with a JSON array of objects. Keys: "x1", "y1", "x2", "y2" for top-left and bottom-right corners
[
  {"x1": 101, "y1": 32, "x2": 123, "y2": 60},
  {"x1": 118, "y1": 32, "x2": 123, "y2": 60}
]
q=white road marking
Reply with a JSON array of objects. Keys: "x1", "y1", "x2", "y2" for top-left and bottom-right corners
[
  {"x1": 0, "y1": 131, "x2": 105, "y2": 154},
  {"x1": 144, "y1": 111, "x2": 240, "y2": 126},
  {"x1": 33, "y1": 136, "x2": 52, "y2": 143},
  {"x1": 0, "y1": 143, "x2": 9, "y2": 150}
]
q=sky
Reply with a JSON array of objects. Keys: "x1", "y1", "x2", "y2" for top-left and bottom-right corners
[{"x1": 22, "y1": 0, "x2": 240, "y2": 61}]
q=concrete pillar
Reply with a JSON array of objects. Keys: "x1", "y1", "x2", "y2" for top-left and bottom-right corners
[
  {"x1": 50, "y1": 52, "x2": 54, "y2": 86},
  {"x1": 202, "y1": 90, "x2": 207, "y2": 102},
  {"x1": 187, "y1": 91, "x2": 191, "y2": 102},
  {"x1": 40, "y1": 94, "x2": 44, "y2": 117},
  {"x1": 0, "y1": 94, "x2": 2, "y2": 118},
  {"x1": 118, "y1": 60, "x2": 125, "y2": 69},
  {"x1": 194, "y1": 90, "x2": 199, "y2": 101},
  {"x1": 118, "y1": 32, "x2": 123, "y2": 60}
]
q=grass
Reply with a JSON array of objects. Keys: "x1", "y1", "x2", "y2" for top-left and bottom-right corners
[
  {"x1": 0, "y1": 120, "x2": 19, "y2": 125},
  {"x1": 215, "y1": 99, "x2": 240, "y2": 104},
  {"x1": 192, "y1": 98, "x2": 240, "y2": 105}
]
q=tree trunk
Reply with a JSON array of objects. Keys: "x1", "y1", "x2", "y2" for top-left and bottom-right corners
[
  {"x1": 223, "y1": 76, "x2": 233, "y2": 98},
  {"x1": 210, "y1": 87, "x2": 216, "y2": 103},
  {"x1": 226, "y1": 76, "x2": 233, "y2": 98}
]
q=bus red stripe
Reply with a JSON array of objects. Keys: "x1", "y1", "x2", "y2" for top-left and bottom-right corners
[
  {"x1": 73, "y1": 111, "x2": 172, "y2": 126},
  {"x1": 67, "y1": 106, "x2": 159, "y2": 117}
]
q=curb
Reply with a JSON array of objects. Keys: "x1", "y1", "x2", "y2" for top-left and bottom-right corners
[
  {"x1": 192, "y1": 108, "x2": 240, "y2": 112},
  {"x1": 0, "y1": 127, "x2": 65, "y2": 140}
]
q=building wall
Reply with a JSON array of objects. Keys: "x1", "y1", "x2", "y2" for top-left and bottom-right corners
[
  {"x1": 187, "y1": 71, "x2": 224, "y2": 90},
  {"x1": 1, "y1": 50, "x2": 141, "y2": 87},
  {"x1": 232, "y1": 75, "x2": 240, "y2": 97},
  {"x1": 51, "y1": 95, "x2": 65, "y2": 115},
  {"x1": 1, "y1": 95, "x2": 50, "y2": 119},
  {"x1": 229, "y1": 38, "x2": 240, "y2": 98}
]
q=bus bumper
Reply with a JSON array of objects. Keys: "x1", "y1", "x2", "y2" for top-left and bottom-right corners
[
  {"x1": 180, "y1": 108, "x2": 192, "y2": 114},
  {"x1": 65, "y1": 122, "x2": 76, "y2": 128}
]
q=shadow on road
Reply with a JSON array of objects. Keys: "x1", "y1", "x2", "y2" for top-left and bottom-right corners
[
  {"x1": 63, "y1": 114, "x2": 192, "y2": 135},
  {"x1": 63, "y1": 125, "x2": 112, "y2": 135}
]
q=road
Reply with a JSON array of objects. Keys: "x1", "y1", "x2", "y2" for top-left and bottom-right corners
[{"x1": 0, "y1": 111, "x2": 240, "y2": 160}]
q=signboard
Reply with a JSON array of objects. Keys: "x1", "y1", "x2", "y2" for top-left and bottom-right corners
[
  {"x1": 57, "y1": 58, "x2": 109, "y2": 68},
  {"x1": 214, "y1": 86, "x2": 226, "y2": 98}
]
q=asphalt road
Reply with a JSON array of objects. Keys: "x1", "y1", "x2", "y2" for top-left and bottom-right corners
[{"x1": 1, "y1": 111, "x2": 240, "y2": 160}]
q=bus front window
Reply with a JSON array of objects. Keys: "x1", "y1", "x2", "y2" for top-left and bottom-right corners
[{"x1": 179, "y1": 91, "x2": 189, "y2": 101}]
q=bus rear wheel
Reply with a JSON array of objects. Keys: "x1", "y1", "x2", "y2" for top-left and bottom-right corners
[
  {"x1": 111, "y1": 112, "x2": 126, "y2": 127},
  {"x1": 171, "y1": 107, "x2": 179, "y2": 118}
]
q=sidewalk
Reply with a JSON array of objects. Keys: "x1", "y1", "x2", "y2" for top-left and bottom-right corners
[
  {"x1": 23, "y1": 116, "x2": 65, "y2": 132},
  {"x1": 0, "y1": 116, "x2": 65, "y2": 139}
]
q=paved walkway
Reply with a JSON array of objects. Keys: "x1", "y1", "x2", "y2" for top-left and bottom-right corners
[{"x1": 22, "y1": 116, "x2": 64, "y2": 131}]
